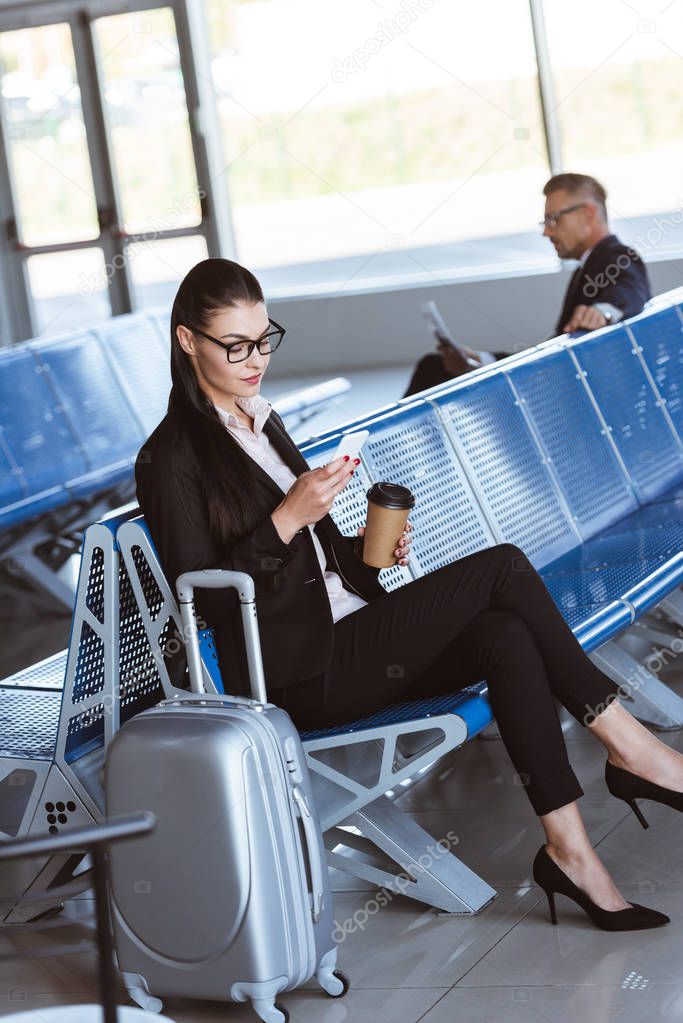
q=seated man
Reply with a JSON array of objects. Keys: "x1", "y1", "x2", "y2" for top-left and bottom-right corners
[
  {"x1": 543, "y1": 172, "x2": 651, "y2": 334},
  {"x1": 402, "y1": 172, "x2": 651, "y2": 400}
]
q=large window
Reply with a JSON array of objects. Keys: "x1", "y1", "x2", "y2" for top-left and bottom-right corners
[
  {"x1": 206, "y1": 0, "x2": 549, "y2": 270},
  {"x1": 544, "y1": 0, "x2": 683, "y2": 252},
  {"x1": 0, "y1": 4, "x2": 211, "y2": 339},
  {"x1": 0, "y1": 23, "x2": 98, "y2": 247},
  {"x1": 2, "y1": 0, "x2": 682, "y2": 340},
  {"x1": 93, "y1": 8, "x2": 201, "y2": 233}
]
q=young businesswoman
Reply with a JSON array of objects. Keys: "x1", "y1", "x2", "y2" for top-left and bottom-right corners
[{"x1": 136, "y1": 258, "x2": 683, "y2": 933}]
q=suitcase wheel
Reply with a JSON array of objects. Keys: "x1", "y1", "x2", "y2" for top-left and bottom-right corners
[
  {"x1": 253, "y1": 999, "x2": 288, "y2": 1023},
  {"x1": 317, "y1": 967, "x2": 350, "y2": 998}
]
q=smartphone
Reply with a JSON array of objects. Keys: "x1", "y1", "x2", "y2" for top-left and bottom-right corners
[
  {"x1": 421, "y1": 300, "x2": 480, "y2": 368},
  {"x1": 330, "y1": 430, "x2": 369, "y2": 466}
]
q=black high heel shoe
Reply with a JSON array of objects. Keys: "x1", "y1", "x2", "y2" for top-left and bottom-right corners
[
  {"x1": 532, "y1": 845, "x2": 669, "y2": 931},
  {"x1": 605, "y1": 760, "x2": 683, "y2": 830}
]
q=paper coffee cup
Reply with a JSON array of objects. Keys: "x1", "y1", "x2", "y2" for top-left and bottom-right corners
[{"x1": 361, "y1": 482, "x2": 415, "y2": 568}]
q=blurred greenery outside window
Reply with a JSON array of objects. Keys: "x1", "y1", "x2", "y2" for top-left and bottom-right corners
[{"x1": 205, "y1": 0, "x2": 683, "y2": 269}]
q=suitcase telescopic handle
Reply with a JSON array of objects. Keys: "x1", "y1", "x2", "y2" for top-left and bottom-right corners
[{"x1": 176, "y1": 569, "x2": 268, "y2": 705}]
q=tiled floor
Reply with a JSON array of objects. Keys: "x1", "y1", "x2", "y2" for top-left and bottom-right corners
[{"x1": 2, "y1": 669, "x2": 682, "y2": 1022}]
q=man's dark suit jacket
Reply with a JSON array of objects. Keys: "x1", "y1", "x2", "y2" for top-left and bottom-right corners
[
  {"x1": 555, "y1": 233, "x2": 651, "y2": 335},
  {"x1": 135, "y1": 405, "x2": 387, "y2": 696}
]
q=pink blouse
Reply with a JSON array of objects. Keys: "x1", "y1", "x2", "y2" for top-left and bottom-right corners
[{"x1": 215, "y1": 394, "x2": 368, "y2": 624}]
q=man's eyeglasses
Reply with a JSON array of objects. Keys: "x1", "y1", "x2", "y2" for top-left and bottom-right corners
[
  {"x1": 539, "y1": 202, "x2": 587, "y2": 229},
  {"x1": 185, "y1": 317, "x2": 286, "y2": 363}
]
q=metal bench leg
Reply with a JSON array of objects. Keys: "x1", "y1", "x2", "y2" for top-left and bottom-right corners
[
  {"x1": 590, "y1": 640, "x2": 683, "y2": 731},
  {"x1": 658, "y1": 588, "x2": 683, "y2": 629},
  {"x1": 615, "y1": 612, "x2": 682, "y2": 670},
  {"x1": 326, "y1": 794, "x2": 497, "y2": 915},
  {"x1": 628, "y1": 611, "x2": 682, "y2": 649},
  {"x1": 9, "y1": 551, "x2": 79, "y2": 609}
]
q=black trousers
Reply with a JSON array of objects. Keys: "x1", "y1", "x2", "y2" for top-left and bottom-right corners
[
  {"x1": 402, "y1": 352, "x2": 508, "y2": 398},
  {"x1": 275, "y1": 543, "x2": 620, "y2": 817}
]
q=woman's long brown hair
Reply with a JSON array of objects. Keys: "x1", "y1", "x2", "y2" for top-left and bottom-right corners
[{"x1": 168, "y1": 257, "x2": 270, "y2": 546}]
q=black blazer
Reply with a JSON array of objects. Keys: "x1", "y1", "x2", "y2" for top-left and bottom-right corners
[
  {"x1": 135, "y1": 405, "x2": 387, "y2": 696},
  {"x1": 555, "y1": 234, "x2": 651, "y2": 335}
]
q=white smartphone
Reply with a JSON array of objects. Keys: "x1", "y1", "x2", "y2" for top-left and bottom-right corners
[{"x1": 330, "y1": 429, "x2": 369, "y2": 466}]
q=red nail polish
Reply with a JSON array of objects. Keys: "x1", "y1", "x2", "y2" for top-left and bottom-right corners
[
  {"x1": 353, "y1": 458, "x2": 360, "y2": 465},
  {"x1": 343, "y1": 455, "x2": 350, "y2": 461}
]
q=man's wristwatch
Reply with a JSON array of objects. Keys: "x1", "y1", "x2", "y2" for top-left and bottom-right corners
[{"x1": 593, "y1": 302, "x2": 622, "y2": 325}]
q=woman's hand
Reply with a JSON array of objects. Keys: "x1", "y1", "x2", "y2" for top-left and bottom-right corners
[
  {"x1": 278, "y1": 456, "x2": 360, "y2": 532},
  {"x1": 356, "y1": 519, "x2": 413, "y2": 566}
]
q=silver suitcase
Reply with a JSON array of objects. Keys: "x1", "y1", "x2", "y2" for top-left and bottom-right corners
[{"x1": 105, "y1": 569, "x2": 348, "y2": 1023}]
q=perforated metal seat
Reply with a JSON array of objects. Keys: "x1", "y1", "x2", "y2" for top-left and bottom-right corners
[
  {"x1": 0, "y1": 510, "x2": 142, "y2": 923},
  {"x1": 541, "y1": 500, "x2": 683, "y2": 617},
  {"x1": 0, "y1": 688, "x2": 62, "y2": 761},
  {"x1": 568, "y1": 325, "x2": 683, "y2": 502},
  {"x1": 628, "y1": 305, "x2": 683, "y2": 442},
  {"x1": 300, "y1": 683, "x2": 491, "y2": 741},
  {"x1": 0, "y1": 348, "x2": 88, "y2": 530},
  {"x1": 28, "y1": 331, "x2": 143, "y2": 494}
]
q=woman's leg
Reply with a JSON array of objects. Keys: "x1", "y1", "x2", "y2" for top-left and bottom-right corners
[
  {"x1": 541, "y1": 802, "x2": 631, "y2": 911},
  {"x1": 284, "y1": 600, "x2": 585, "y2": 815},
  {"x1": 283, "y1": 542, "x2": 619, "y2": 731},
  {"x1": 417, "y1": 607, "x2": 583, "y2": 816},
  {"x1": 453, "y1": 543, "x2": 621, "y2": 724},
  {"x1": 281, "y1": 542, "x2": 679, "y2": 910},
  {"x1": 416, "y1": 608, "x2": 633, "y2": 911},
  {"x1": 452, "y1": 542, "x2": 683, "y2": 794},
  {"x1": 282, "y1": 589, "x2": 634, "y2": 910},
  {"x1": 588, "y1": 699, "x2": 683, "y2": 792},
  {"x1": 281, "y1": 541, "x2": 610, "y2": 815}
]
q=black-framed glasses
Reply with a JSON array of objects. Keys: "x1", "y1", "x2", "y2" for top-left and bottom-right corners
[
  {"x1": 539, "y1": 202, "x2": 587, "y2": 229},
  {"x1": 186, "y1": 317, "x2": 286, "y2": 362}
]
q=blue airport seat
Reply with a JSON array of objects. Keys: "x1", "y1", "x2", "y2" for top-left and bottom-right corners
[
  {"x1": 0, "y1": 444, "x2": 25, "y2": 532},
  {"x1": 93, "y1": 314, "x2": 171, "y2": 437},
  {"x1": 539, "y1": 488, "x2": 682, "y2": 604},
  {"x1": 0, "y1": 676, "x2": 63, "y2": 763},
  {"x1": 506, "y1": 348, "x2": 638, "y2": 537},
  {"x1": 568, "y1": 325, "x2": 683, "y2": 502},
  {"x1": 542, "y1": 556, "x2": 682, "y2": 619},
  {"x1": 0, "y1": 347, "x2": 88, "y2": 529},
  {"x1": 147, "y1": 308, "x2": 171, "y2": 349},
  {"x1": 430, "y1": 371, "x2": 578, "y2": 568},
  {"x1": 502, "y1": 343, "x2": 683, "y2": 629},
  {"x1": 650, "y1": 480, "x2": 683, "y2": 505},
  {"x1": 553, "y1": 600, "x2": 632, "y2": 640},
  {"x1": 300, "y1": 684, "x2": 492, "y2": 742},
  {"x1": 28, "y1": 331, "x2": 143, "y2": 490},
  {"x1": 0, "y1": 505, "x2": 153, "y2": 922},
  {"x1": 619, "y1": 553, "x2": 683, "y2": 617},
  {"x1": 628, "y1": 305, "x2": 683, "y2": 442}
]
